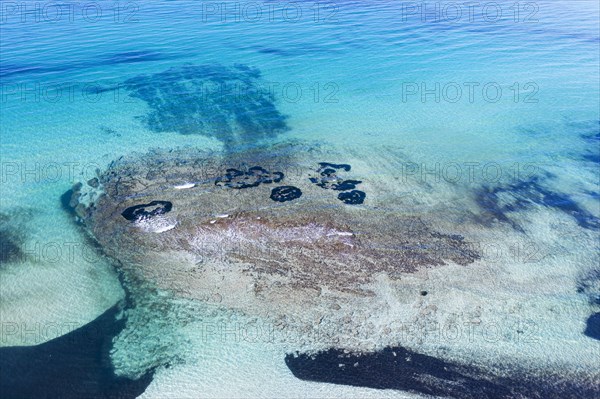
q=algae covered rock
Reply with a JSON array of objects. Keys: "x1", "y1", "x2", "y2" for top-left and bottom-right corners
[{"x1": 68, "y1": 142, "x2": 480, "y2": 351}]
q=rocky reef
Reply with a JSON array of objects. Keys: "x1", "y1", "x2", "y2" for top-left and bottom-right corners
[
  {"x1": 122, "y1": 64, "x2": 289, "y2": 150},
  {"x1": 60, "y1": 142, "x2": 600, "y2": 395},
  {"x1": 64, "y1": 142, "x2": 481, "y2": 352}
]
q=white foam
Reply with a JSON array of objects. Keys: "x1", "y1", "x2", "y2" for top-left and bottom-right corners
[
  {"x1": 326, "y1": 231, "x2": 353, "y2": 237},
  {"x1": 174, "y1": 183, "x2": 196, "y2": 190},
  {"x1": 136, "y1": 217, "x2": 177, "y2": 233}
]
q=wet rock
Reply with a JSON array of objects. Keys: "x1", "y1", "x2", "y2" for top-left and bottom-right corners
[
  {"x1": 121, "y1": 201, "x2": 173, "y2": 222},
  {"x1": 87, "y1": 177, "x2": 100, "y2": 188},
  {"x1": 74, "y1": 204, "x2": 89, "y2": 220},
  {"x1": 67, "y1": 145, "x2": 480, "y2": 294},
  {"x1": 60, "y1": 183, "x2": 83, "y2": 214},
  {"x1": 338, "y1": 190, "x2": 366, "y2": 205},
  {"x1": 270, "y1": 186, "x2": 302, "y2": 202},
  {"x1": 62, "y1": 181, "x2": 101, "y2": 223}
]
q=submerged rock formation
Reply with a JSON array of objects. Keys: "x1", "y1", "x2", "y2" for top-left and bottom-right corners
[
  {"x1": 61, "y1": 142, "x2": 600, "y2": 396},
  {"x1": 122, "y1": 64, "x2": 289, "y2": 150},
  {"x1": 66, "y1": 143, "x2": 480, "y2": 353}
]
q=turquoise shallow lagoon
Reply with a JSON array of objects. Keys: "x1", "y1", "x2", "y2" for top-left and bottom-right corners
[{"x1": 1, "y1": 1, "x2": 599, "y2": 398}]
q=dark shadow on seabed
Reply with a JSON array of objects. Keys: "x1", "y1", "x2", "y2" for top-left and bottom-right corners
[
  {"x1": 585, "y1": 313, "x2": 600, "y2": 341},
  {"x1": 285, "y1": 347, "x2": 600, "y2": 399},
  {"x1": 0, "y1": 305, "x2": 154, "y2": 399},
  {"x1": 121, "y1": 63, "x2": 290, "y2": 152}
]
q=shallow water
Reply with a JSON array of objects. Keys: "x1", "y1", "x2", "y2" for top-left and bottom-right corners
[{"x1": 1, "y1": 1, "x2": 599, "y2": 398}]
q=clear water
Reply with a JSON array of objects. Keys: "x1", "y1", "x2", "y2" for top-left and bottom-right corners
[{"x1": 1, "y1": 1, "x2": 599, "y2": 398}]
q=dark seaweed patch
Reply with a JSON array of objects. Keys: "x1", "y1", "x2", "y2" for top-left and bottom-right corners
[
  {"x1": 0, "y1": 305, "x2": 154, "y2": 399},
  {"x1": 584, "y1": 190, "x2": 600, "y2": 199},
  {"x1": 285, "y1": 347, "x2": 514, "y2": 398},
  {"x1": 60, "y1": 186, "x2": 79, "y2": 214},
  {"x1": 285, "y1": 347, "x2": 599, "y2": 399},
  {"x1": 583, "y1": 152, "x2": 600, "y2": 164},
  {"x1": 577, "y1": 269, "x2": 600, "y2": 306},
  {"x1": 319, "y1": 162, "x2": 351, "y2": 172},
  {"x1": 121, "y1": 201, "x2": 173, "y2": 222},
  {"x1": 575, "y1": 120, "x2": 599, "y2": 164},
  {"x1": 578, "y1": 120, "x2": 600, "y2": 142},
  {"x1": 576, "y1": 232, "x2": 600, "y2": 339},
  {"x1": 332, "y1": 180, "x2": 362, "y2": 191},
  {"x1": 309, "y1": 162, "x2": 368, "y2": 204},
  {"x1": 216, "y1": 166, "x2": 284, "y2": 189},
  {"x1": 338, "y1": 190, "x2": 366, "y2": 205},
  {"x1": 0, "y1": 229, "x2": 23, "y2": 264},
  {"x1": 310, "y1": 163, "x2": 361, "y2": 190},
  {"x1": 122, "y1": 64, "x2": 289, "y2": 150},
  {"x1": 0, "y1": 64, "x2": 47, "y2": 79},
  {"x1": 584, "y1": 313, "x2": 600, "y2": 340},
  {"x1": 270, "y1": 186, "x2": 302, "y2": 202},
  {"x1": 0, "y1": 212, "x2": 25, "y2": 264},
  {"x1": 474, "y1": 176, "x2": 600, "y2": 231}
]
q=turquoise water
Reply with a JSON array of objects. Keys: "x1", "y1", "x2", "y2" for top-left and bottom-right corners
[{"x1": 1, "y1": 1, "x2": 599, "y2": 398}]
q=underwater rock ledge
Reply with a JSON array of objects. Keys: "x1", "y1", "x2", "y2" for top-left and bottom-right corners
[
  {"x1": 65, "y1": 143, "x2": 480, "y2": 353},
  {"x1": 62, "y1": 143, "x2": 600, "y2": 394}
]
